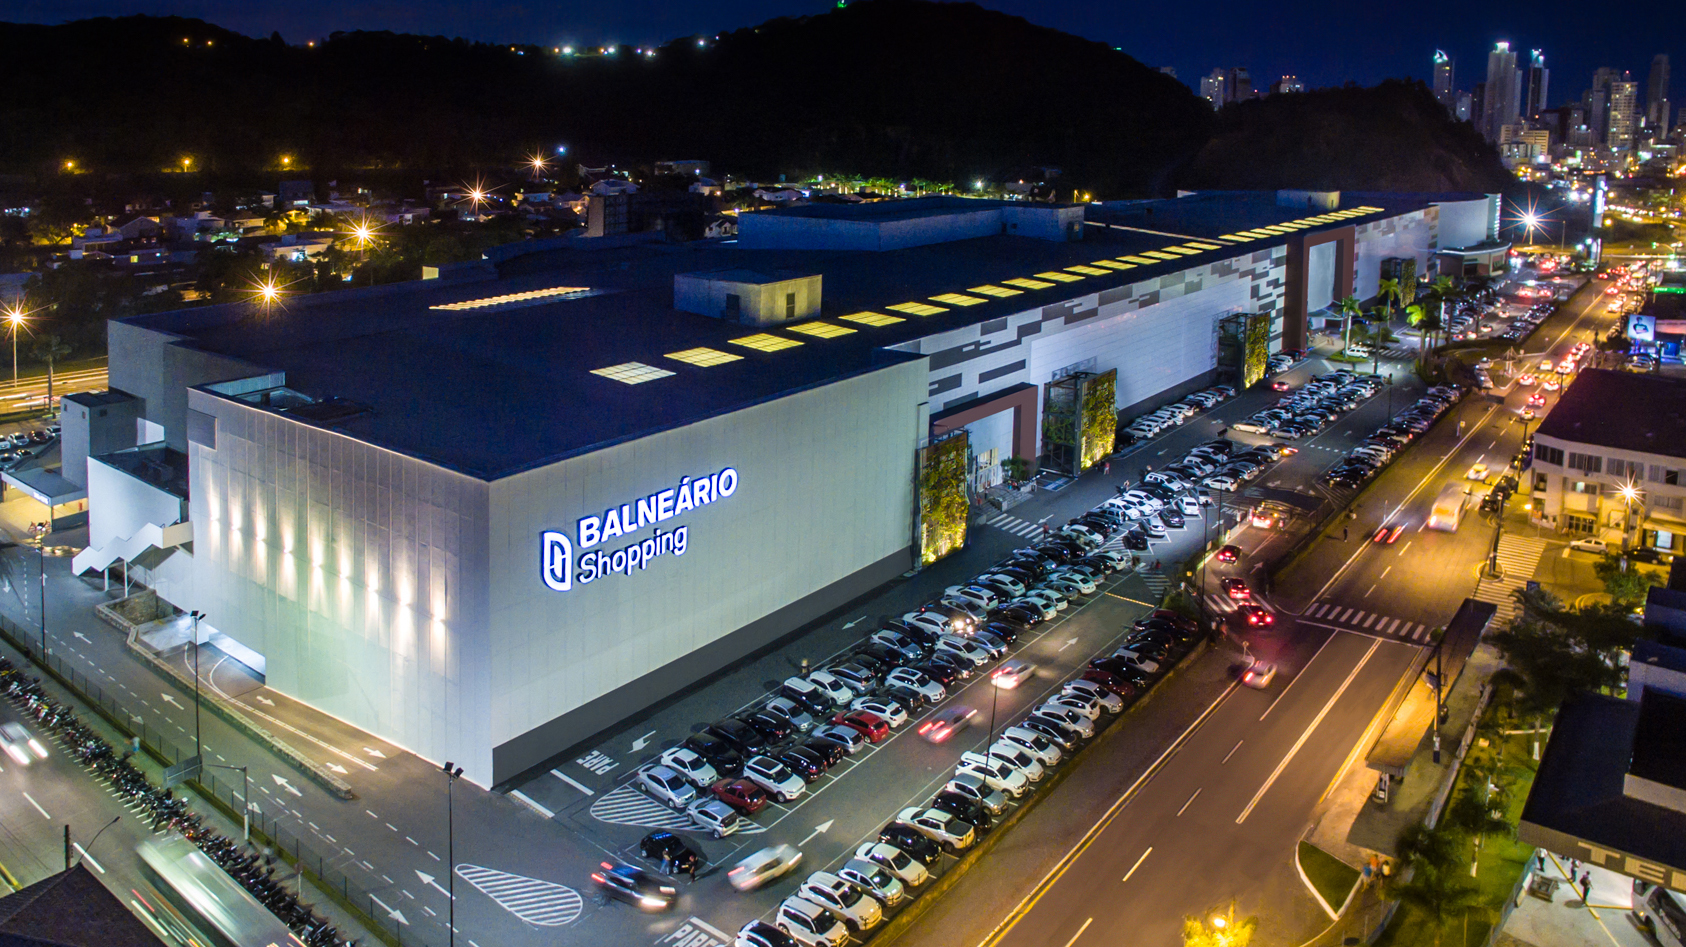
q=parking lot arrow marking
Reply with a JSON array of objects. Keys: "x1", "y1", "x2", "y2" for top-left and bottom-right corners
[
  {"x1": 326, "y1": 762, "x2": 348, "y2": 774},
  {"x1": 630, "y1": 731, "x2": 657, "y2": 752},
  {"x1": 272, "y1": 774, "x2": 303, "y2": 797},
  {"x1": 254, "y1": 695, "x2": 275, "y2": 706},
  {"x1": 416, "y1": 870, "x2": 454, "y2": 899},
  {"x1": 799, "y1": 820, "x2": 834, "y2": 846},
  {"x1": 1059, "y1": 637, "x2": 1079, "y2": 652},
  {"x1": 842, "y1": 616, "x2": 866, "y2": 629},
  {"x1": 370, "y1": 895, "x2": 409, "y2": 925},
  {"x1": 363, "y1": 746, "x2": 387, "y2": 758},
  {"x1": 159, "y1": 694, "x2": 183, "y2": 708},
  {"x1": 72, "y1": 632, "x2": 90, "y2": 643}
]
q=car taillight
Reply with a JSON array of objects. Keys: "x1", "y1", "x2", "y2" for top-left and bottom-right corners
[{"x1": 591, "y1": 873, "x2": 606, "y2": 884}]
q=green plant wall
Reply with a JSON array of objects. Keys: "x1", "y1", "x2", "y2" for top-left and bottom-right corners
[{"x1": 919, "y1": 432, "x2": 970, "y2": 565}]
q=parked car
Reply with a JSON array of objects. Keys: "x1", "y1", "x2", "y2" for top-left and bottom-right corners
[{"x1": 638, "y1": 766, "x2": 700, "y2": 810}]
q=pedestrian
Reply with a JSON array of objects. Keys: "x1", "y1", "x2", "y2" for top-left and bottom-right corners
[
  {"x1": 1342, "y1": 527, "x2": 1349, "y2": 541},
  {"x1": 1103, "y1": 460, "x2": 1111, "y2": 475},
  {"x1": 1581, "y1": 872, "x2": 1592, "y2": 900},
  {"x1": 1536, "y1": 852, "x2": 1546, "y2": 873},
  {"x1": 1042, "y1": 523, "x2": 1051, "y2": 539},
  {"x1": 689, "y1": 861, "x2": 699, "y2": 883}
]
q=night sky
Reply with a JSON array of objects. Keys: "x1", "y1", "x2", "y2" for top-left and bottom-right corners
[{"x1": 2, "y1": 0, "x2": 1681, "y2": 108}]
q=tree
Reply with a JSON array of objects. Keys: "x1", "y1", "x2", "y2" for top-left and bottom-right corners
[
  {"x1": 1593, "y1": 554, "x2": 1663, "y2": 608},
  {"x1": 1377, "y1": 277, "x2": 1403, "y2": 325},
  {"x1": 30, "y1": 334, "x2": 71, "y2": 408},
  {"x1": 1389, "y1": 862, "x2": 1484, "y2": 947},
  {"x1": 1337, "y1": 294, "x2": 1363, "y2": 356},
  {"x1": 1182, "y1": 902, "x2": 1257, "y2": 947}
]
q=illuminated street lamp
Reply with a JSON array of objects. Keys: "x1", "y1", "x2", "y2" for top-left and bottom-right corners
[
  {"x1": 1617, "y1": 480, "x2": 1644, "y2": 553},
  {"x1": 4, "y1": 304, "x2": 26, "y2": 387},
  {"x1": 527, "y1": 153, "x2": 548, "y2": 180},
  {"x1": 181, "y1": 156, "x2": 193, "y2": 171}
]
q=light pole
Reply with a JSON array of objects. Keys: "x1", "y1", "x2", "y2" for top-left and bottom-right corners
[
  {"x1": 190, "y1": 610, "x2": 205, "y2": 760},
  {"x1": 443, "y1": 761, "x2": 464, "y2": 946},
  {"x1": 208, "y1": 763, "x2": 251, "y2": 841},
  {"x1": 1617, "y1": 481, "x2": 1644, "y2": 554},
  {"x1": 5, "y1": 306, "x2": 23, "y2": 388}
]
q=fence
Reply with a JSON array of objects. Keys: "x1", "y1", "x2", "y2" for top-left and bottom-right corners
[{"x1": 0, "y1": 612, "x2": 435, "y2": 947}]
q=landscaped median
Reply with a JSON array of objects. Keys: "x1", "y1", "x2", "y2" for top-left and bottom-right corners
[
  {"x1": 868, "y1": 634, "x2": 1219, "y2": 946},
  {"x1": 1297, "y1": 840, "x2": 1361, "y2": 919}
]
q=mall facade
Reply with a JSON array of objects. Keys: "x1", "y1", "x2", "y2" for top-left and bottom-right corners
[{"x1": 74, "y1": 189, "x2": 1499, "y2": 785}]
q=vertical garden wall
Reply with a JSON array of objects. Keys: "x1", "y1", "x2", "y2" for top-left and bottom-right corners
[{"x1": 918, "y1": 431, "x2": 970, "y2": 565}]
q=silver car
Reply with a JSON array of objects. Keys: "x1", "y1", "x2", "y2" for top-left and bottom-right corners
[
  {"x1": 837, "y1": 858, "x2": 906, "y2": 906},
  {"x1": 728, "y1": 844, "x2": 803, "y2": 892}
]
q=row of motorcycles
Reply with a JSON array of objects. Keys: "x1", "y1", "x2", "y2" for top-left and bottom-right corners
[{"x1": 0, "y1": 657, "x2": 352, "y2": 947}]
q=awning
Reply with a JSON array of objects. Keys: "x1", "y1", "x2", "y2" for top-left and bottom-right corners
[{"x1": 2, "y1": 468, "x2": 87, "y2": 507}]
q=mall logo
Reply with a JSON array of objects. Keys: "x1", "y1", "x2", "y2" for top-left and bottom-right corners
[{"x1": 540, "y1": 467, "x2": 739, "y2": 592}]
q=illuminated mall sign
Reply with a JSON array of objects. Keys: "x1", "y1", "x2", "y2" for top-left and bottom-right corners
[{"x1": 540, "y1": 467, "x2": 740, "y2": 591}]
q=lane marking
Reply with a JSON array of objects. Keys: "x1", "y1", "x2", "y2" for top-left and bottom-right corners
[
  {"x1": 1177, "y1": 788, "x2": 1201, "y2": 816},
  {"x1": 23, "y1": 793, "x2": 49, "y2": 819},
  {"x1": 1222, "y1": 740, "x2": 1244, "y2": 764},
  {"x1": 1121, "y1": 848, "x2": 1152, "y2": 883},
  {"x1": 1260, "y1": 630, "x2": 1341, "y2": 721},
  {"x1": 551, "y1": 770, "x2": 595, "y2": 796},
  {"x1": 73, "y1": 843, "x2": 106, "y2": 874},
  {"x1": 1060, "y1": 918, "x2": 1095, "y2": 947},
  {"x1": 1237, "y1": 637, "x2": 1379, "y2": 824}
]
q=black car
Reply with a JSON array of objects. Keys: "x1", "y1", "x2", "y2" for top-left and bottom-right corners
[
  {"x1": 776, "y1": 746, "x2": 827, "y2": 782},
  {"x1": 1117, "y1": 639, "x2": 1173, "y2": 662},
  {"x1": 592, "y1": 862, "x2": 676, "y2": 911},
  {"x1": 989, "y1": 605, "x2": 1042, "y2": 628},
  {"x1": 639, "y1": 831, "x2": 703, "y2": 876},
  {"x1": 737, "y1": 920, "x2": 800, "y2": 947},
  {"x1": 880, "y1": 683, "x2": 932, "y2": 712},
  {"x1": 926, "y1": 650, "x2": 974, "y2": 676},
  {"x1": 682, "y1": 734, "x2": 745, "y2": 776},
  {"x1": 1076, "y1": 555, "x2": 1119, "y2": 575},
  {"x1": 1088, "y1": 657, "x2": 1154, "y2": 688},
  {"x1": 800, "y1": 738, "x2": 846, "y2": 768},
  {"x1": 869, "y1": 632, "x2": 927, "y2": 664},
  {"x1": 980, "y1": 621, "x2": 1021, "y2": 644},
  {"x1": 930, "y1": 792, "x2": 992, "y2": 831},
  {"x1": 704, "y1": 719, "x2": 767, "y2": 755},
  {"x1": 889, "y1": 621, "x2": 943, "y2": 648},
  {"x1": 1125, "y1": 630, "x2": 1184, "y2": 654},
  {"x1": 847, "y1": 649, "x2": 892, "y2": 673},
  {"x1": 1031, "y1": 543, "x2": 1080, "y2": 563},
  {"x1": 1123, "y1": 532, "x2": 1149, "y2": 551},
  {"x1": 1016, "y1": 716, "x2": 1080, "y2": 750},
  {"x1": 740, "y1": 710, "x2": 795, "y2": 744},
  {"x1": 1627, "y1": 548, "x2": 1675, "y2": 565},
  {"x1": 878, "y1": 823, "x2": 943, "y2": 866},
  {"x1": 1159, "y1": 509, "x2": 1185, "y2": 528},
  {"x1": 915, "y1": 661, "x2": 964, "y2": 688}
]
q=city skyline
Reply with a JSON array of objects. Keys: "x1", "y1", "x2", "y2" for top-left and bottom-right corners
[{"x1": 1, "y1": 0, "x2": 1680, "y2": 106}]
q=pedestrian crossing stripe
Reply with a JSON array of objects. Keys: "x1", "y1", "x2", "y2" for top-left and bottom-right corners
[
  {"x1": 1472, "y1": 535, "x2": 1548, "y2": 628},
  {"x1": 454, "y1": 864, "x2": 583, "y2": 927},
  {"x1": 589, "y1": 783, "x2": 768, "y2": 835},
  {"x1": 1302, "y1": 601, "x2": 1432, "y2": 640},
  {"x1": 982, "y1": 512, "x2": 1049, "y2": 538}
]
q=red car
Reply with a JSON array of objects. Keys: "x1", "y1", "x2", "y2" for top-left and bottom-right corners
[
  {"x1": 709, "y1": 778, "x2": 768, "y2": 815},
  {"x1": 1237, "y1": 604, "x2": 1275, "y2": 627},
  {"x1": 1270, "y1": 379, "x2": 1292, "y2": 391},
  {"x1": 832, "y1": 710, "x2": 890, "y2": 744},
  {"x1": 1526, "y1": 392, "x2": 1546, "y2": 407},
  {"x1": 1080, "y1": 669, "x2": 1138, "y2": 699},
  {"x1": 1215, "y1": 545, "x2": 1241, "y2": 563},
  {"x1": 1221, "y1": 577, "x2": 1252, "y2": 600}
]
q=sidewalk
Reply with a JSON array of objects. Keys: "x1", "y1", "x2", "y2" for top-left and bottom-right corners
[{"x1": 1496, "y1": 857, "x2": 1653, "y2": 947}]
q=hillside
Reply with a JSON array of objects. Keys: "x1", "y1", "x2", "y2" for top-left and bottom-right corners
[
  {"x1": 1176, "y1": 80, "x2": 1512, "y2": 193},
  {"x1": 0, "y1": 1, "x2": 1212, "y2": 197}
]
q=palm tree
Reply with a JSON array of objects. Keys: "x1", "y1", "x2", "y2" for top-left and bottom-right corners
[
  {"x1": 1337, "y1": 294, "x2": 1363, "y2": 358},
  {"x1": 1391, "y1": 863, "x2": 1485, "y2": 947},
  {"x1": 32, "y1": 334, "x2": 71, "y2": 410},
  {"x1": 1377, "y1": 277, "x2": 1404, "y2": 332}
]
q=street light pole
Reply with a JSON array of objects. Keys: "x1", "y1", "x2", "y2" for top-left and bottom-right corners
[
  {"x1": 190, "y1": 610, "x2": 205, "y2": 760},
  {"x1": 443, "y1": 762, "x2": 464, "y2": 947}
]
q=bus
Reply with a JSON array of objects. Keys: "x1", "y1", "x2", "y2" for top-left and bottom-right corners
[
  {"x1": 136, "y1": 835, "x2": 304, "y2": 947},
  {"x1": 1427, "y1": 483, "x2": 1466, "y2": 532}
]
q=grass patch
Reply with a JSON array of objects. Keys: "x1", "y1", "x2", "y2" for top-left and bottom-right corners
[{"x1": 1299, "y1": 841, "x2": 1361, "y2": 912}]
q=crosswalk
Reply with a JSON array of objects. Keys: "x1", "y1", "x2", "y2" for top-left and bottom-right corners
[
  {"x1": 981, "y1": 511, "x2": 1050, "y2": 538},
  {"x1": 1375, "y1": 344, "x2": 1420, "y2": 360},
  {"x1": 1472, "y1": 535, "x2": 1548, "y2": 629},
  {"x1": 589, "y1": 782, "x2": 768, "y2": 835},
  {"x1": 454, "y1": 864, "x2": 583, "y2": 927},
  {"x1": 1298, "y1": 601, "x2": 1436, "y2": 642}
]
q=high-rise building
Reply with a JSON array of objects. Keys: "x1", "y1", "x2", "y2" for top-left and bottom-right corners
[
  {"x1": 1272, "y1": 75, "x2": 1304, "y2": 95},
  {"x1": 1586, "y1": 67, "x2": 1621, "y2": 144},
  {"x1": 1608, "y1": 75, "x2": 1639, "y2": 152},
  {"x1": 1455, "y1": 90, "x2": 1474, "y2": 123},
  {"x1": 1200, "y1": 69, "x2": 1226, "y2": 110},
  {"x1": 1481, "y1": 42, "x2": 1521, "y2": 141},
  {"x1": 1433, "y1": 50, "x2": 1455, "y2": 110},
  {"x1": 1226, "y1": 67, "x2": 1256, "y2": 103},
  {"x1": 1525, "y1": 49, "x2": 1549, "y2": 118},
  {"x1": 1647, "y1": 54, "x2": 1671, "y2": 135}
]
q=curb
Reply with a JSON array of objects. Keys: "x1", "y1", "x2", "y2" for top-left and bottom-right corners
[
  {"x1": 1294, "y1": 841, "x2": 1347, "y2": 921},
  {"x1": 869, "y1": 634, "x2": 1217, "y2": 947},
  {"x1": 97, "y1": 604, "x2": 357, "y2": 800}
]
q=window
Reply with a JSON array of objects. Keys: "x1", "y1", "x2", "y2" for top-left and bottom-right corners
[
  {"x1": 1564, "y1": 479, "x2": 1600, "y2": 495},
  {"x1": 1566, "y1": 452, "x2": 1602, "y2": 474},
  {"x1": 1651, "y1": 465, "x2": 1681, "y2": 486},
  {"x1": 1609, "y1": 457, "x2": 1640, "y2": 479},
  {"x1": 929, "y1": 293, "x2": 987, "y2": 307},
  {"x1": 1564, "y1": 514, "x2": 1596, "y2": 535},
  {"x1": 1535, "y1": 444, "x2": 1564, "y2": 466},
  {"x1": 785, "y1": 321, "x2": 854, "y2": 339},
  {"x1": 785, "y1": 292, "x2": 796, "y2": 318},
  {"x1": 1655, "y1": 495, "x2": 1685, "y2": 512},
  {"x1": 886, "y1": 301, "x2": 948, "y2": 316},
  {"x1": 1534, "y1": 472, "x2": 1549, "y2": 493}
]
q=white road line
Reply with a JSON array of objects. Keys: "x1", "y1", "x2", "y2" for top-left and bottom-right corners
[
  {"x1": 1237, "y1": 637, "x2": 1380, "y2": 823},
  {"x1": 551, "y1": 770, "x2": 595, "y2": 796},
  {"x1": 1061, "y1": 917, "x2": 1095, "y2": 947},
  {"x1": 1177, "y1": 788, "x2": 1201, "y2": 816},
  {"x1": 1222, "y1": 740, "x2": 1243, "y2": 764},
  {"x1": 1120, "y1": 846, "x2": 1153, "y2": 883},
  {"x1": 1261, "y1": 631, "x2": 1341, "y2": 721},
  {"x1": 509, "y1": 790, "x2": 556, "y2": 819},
  {"x1": 23, "y1": 792, "x2": 50, "y2": 819},
  {"x1": 73, "y1": 843, "x2": 106, "y2": 873}
]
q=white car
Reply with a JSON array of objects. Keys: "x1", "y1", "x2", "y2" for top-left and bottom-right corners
[
  {"x1": 1230, "y1": 419, "x2": 1271, "y2": 434},
  {"x1": 1031, "y1": 705, "x2": 1097, "y2": 738},
  {"x1": 999, "y1": 726, "x2": 1063, "y2": 766},
  {"x1": 1018, "y1": 589, "x2": 1066, "y2": 613},
  {"x1": 990, "y1": 658, "x2": 1037, "y2": 689},
  {"x1": 1043, "y1": 692, "x2": 1102, "y2": 721},
  {"x1": 850, "y1": 696, "x2": 910, "y2": 727},
  {"x1": 776, "y1": 896, "x2": 850, "y2": 947},
  {"x1": 765, "y1": 697, "x2": 817, "y2": 732},
  {"x1": 729, "y1": 845, "x2": 804, "y2": 892},
  {"x1": 894, "y1": 807, "x2": 977, "y2": 853},
  {"x1": 934, "y1": 635, "x2": 991, "y2": 667},
  {"x1": 1048, "y1": 570, "x2": 1097, "y2": 594},
  {"x1": 658, "y1": 747, "x2": 721, "y2": 787},
  {"x1": 742, "y1": 754, "x2": 805, "y2": 802},
  {"x1": 1005, "y1": 597, "x2": 1055, "y2": 620},
  {"x1": 687, "y1": 798, "x2": 742, "y2": 838},
  {"x1": 903, "y1": 612, "x2": 956, "y2": 638},
  {"x1": 1059, "y1": 524, "x2": 1104, "y2": 547},
  {"x1": 942, "y1": 772, "x2": 1010, "y2": 814},
  {"x1": 806, "y1": 670, "x2": 857, "y2": 705},
  {"x1": 783, "y1": 676, "x2": 839, "y2": 711},
  {"x1": 884, "y1": 667, "x2": 945, "y2": 703},
  {"x1": 1203, "y1": 474, "x2": 1241, "y2": 491},
  {"x1": 799, "y1": 872, "x2": 884, "y2": 932},
  {"x1": 976, "y1": 573, "x2": 1026, "y2": 597},
  {"x1": 1569, "y1": 537, "x2": 1609, "y2": 554},
  {"x1": 987, "y1": 742, "x2": 1046, "y2": 781},
  {"x1": 1109, "y1": 648, "x2": 1162, "y2": 675},
  {"x1": 956, "y1": 751, "x2": 1029, "y2": 797},
  {"x1": 1062, "y1": 680, "x2": 1125, "y2": 713},
  {"x1": 0, "y1": 722, "x2": 46, "y2": 765},
  {"x1": 945, "y1": 585, "x2": 999, "y2": 611},
  {"x1": 1177, "y1": 495, "x2": 1202, "y2": 517},
  {"x1": 1121, "y1": 490, "x2": 1164, "y2": 511},
  {"x1": 638, "y1": 765, "x2": 700, "y2": 810},
  {"x1": 837, "y1": 858, "x2": 906, "y2": 906},
  {"x1": 854, "y1": 842, "x2": 930, "y2": 888}
]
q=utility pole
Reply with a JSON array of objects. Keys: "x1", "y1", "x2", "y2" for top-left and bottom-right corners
[
  {"x1": 190, "y1": 611, "x2": 206, "y2": 760},
  {"x1": 443, "y1": 762, "x2": 464, "y2": 947}
]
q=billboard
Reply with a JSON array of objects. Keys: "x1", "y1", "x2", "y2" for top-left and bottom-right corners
[{"x1": 1631, "y1": 314, "x2": 1656, "y2": 342}]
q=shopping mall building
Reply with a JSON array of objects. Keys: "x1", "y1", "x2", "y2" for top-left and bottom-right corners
[{"x1": 70, "y1": 189, "x2": 1500, "y2": 785}]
